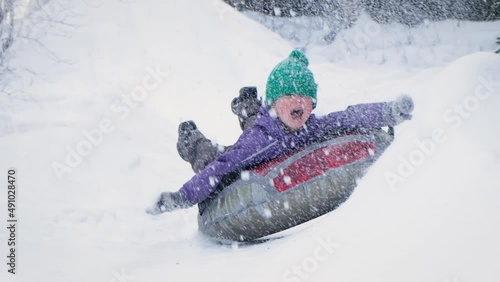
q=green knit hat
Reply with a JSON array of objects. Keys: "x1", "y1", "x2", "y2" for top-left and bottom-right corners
[{"x1": 265, "y1": 50, "x2": 318, "y2": 109}]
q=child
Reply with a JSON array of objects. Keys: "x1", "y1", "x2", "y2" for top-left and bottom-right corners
[{"x1": 150, "y1": 50, "x2": 414, "y2": 214}]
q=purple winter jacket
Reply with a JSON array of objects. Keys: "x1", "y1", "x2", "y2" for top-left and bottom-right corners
[{"x1": 180, "y1": 102, "x2": 394, "y2": 204}]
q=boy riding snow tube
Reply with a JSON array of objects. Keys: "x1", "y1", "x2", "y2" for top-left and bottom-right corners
[{"x1": 149, "y1": 50, "x2": 414, "y2": 243}]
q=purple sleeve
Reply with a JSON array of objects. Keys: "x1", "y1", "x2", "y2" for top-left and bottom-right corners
[
  {"x1": 319, "y1": 102, "x2": 392, "y2": 130},
  {"x1": 180, "y1": 102, "x2": 391, "y2": 204},
  {"x1": 179, "y1": 125, "x2": 279, "y2": 204}
]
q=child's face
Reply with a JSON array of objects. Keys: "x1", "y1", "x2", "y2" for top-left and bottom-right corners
[{"x1": 273, "y1": 95, "x2": 313, "y2": 131}]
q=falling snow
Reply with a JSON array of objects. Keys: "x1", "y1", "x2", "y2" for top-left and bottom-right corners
[
  {"x1": 283, "y1": 175, "x2": 292, "y2": 185},
  {"x1": 2, "y1": 1, "x2": 499, "y2": 281},
  {"x1": 241, "y1": 170, "x2": 250, "y2": 181},
  {"x1": 263, "y1": 208, "x2": 272, "y2": 218},
  {"x1": 284, "y1": 201, "x2": 290, "y2": 210},
  {"x1": 209, "y1": 176, "x2": 216, "y2": 187}
]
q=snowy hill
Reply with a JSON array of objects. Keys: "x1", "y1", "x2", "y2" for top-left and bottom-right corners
[{"x1": 1, "y1": 1, "x2": 499, "y2": 282}]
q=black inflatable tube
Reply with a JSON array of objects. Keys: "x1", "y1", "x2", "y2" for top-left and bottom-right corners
[{"x1": 198, "y1": 129, "x2": 393, "y2": 242}]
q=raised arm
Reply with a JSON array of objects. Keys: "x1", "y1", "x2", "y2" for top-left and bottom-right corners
[
  {"x1": 318, "y1": 95, "x2": 414, "y2": 132},
  {"x1": 157, "y1": 124, "x2": 278, "y2": 209}
]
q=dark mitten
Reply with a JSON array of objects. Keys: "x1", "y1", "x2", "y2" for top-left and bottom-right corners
[
  {"x1": 176, "y1": 120, "x2": 225, "y2": 173},
  {"x1": 231, "y1": 87, "x2": 262, "y2": 131},
  {"x1": 176, "y1": 120, "x2": 200, "y2": 162},
  {"x1": 146, "y1": 191, "x2": 193, "y2": 214},
  {"x1": 383, "y1": 95, "x2": 414, "y2": 125}
]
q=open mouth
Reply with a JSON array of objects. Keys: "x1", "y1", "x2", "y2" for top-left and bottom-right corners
[{"x1": 290, "y1": 108, "x2": 304, "y2": 118}]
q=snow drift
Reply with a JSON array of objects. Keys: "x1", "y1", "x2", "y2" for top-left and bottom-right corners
[{"x1": 0, "y1": 0, "x2": 499, "y2": 282}]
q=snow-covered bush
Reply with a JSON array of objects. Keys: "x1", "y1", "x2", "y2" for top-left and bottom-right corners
[{"x1": 0, "y1": 0, "x2": 76, "y2": 93}]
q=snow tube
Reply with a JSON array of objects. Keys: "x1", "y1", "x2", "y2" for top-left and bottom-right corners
[{"x1": 198, "y1": 129, "x2": 394, "y2": 242}]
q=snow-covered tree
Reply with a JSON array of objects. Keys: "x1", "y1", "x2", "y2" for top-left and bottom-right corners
[
  {"x1": 485, "y1": 0, "x2": 500, "y2": 20},
  {"x1": 0, "y1": 0, "x2": 15, "y2": 66},
  {"x1": 223, "y1": 0, "x2": 490, "y2": 24},
  {"x1": 361, "y1": 0, "x2": 488, "y2": 25}
]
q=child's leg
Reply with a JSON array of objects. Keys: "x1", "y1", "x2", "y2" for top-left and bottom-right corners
[
  {"x1": 176, "y1": 87, "x2": 261, "y2": 173},
  {"x1": 177, "y1": 121, "x2": 227, "y2": 173}
]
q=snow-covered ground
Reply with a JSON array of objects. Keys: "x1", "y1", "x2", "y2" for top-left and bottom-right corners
[{"x1": 1, "y1": 1, "x2": 499, "y2": 281}]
